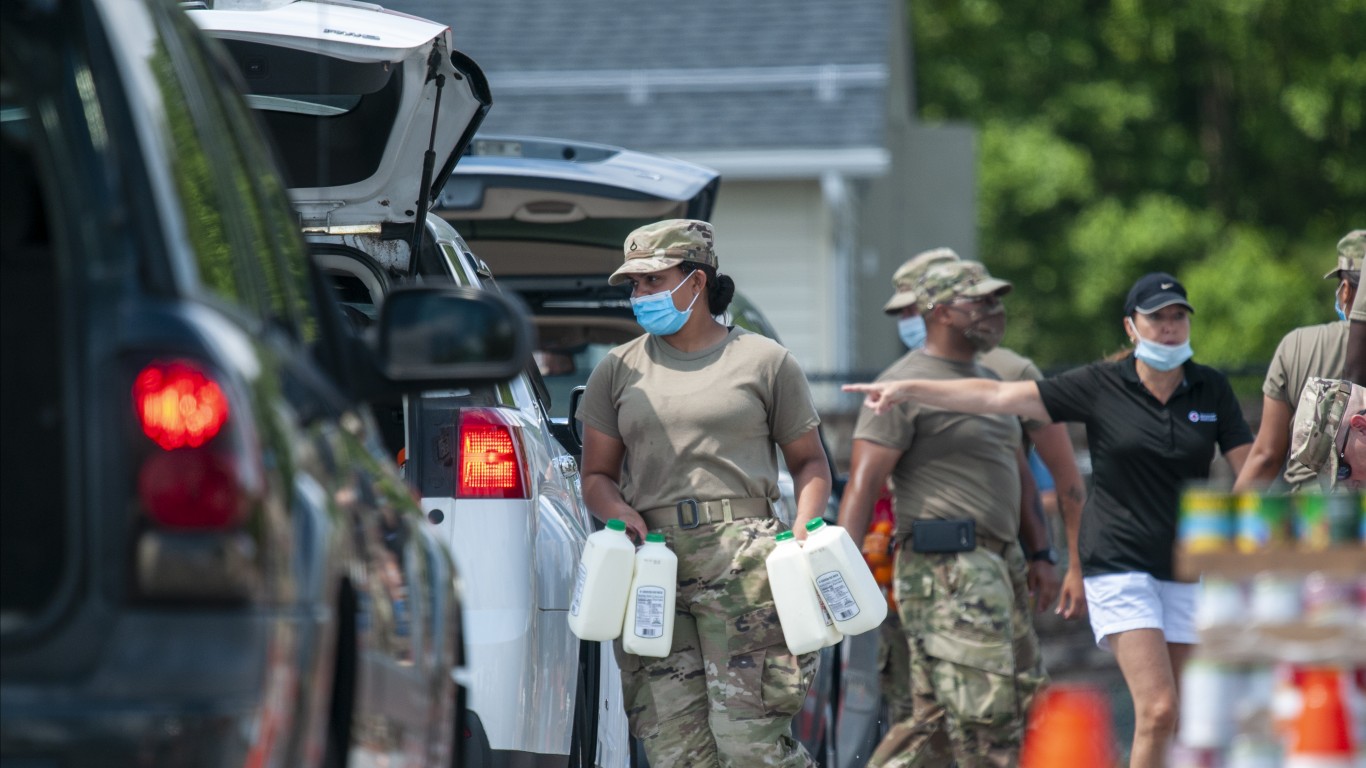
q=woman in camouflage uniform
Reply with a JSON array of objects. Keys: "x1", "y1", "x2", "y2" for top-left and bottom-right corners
[{"x1": 577, "y1": 219, "x2": 831, "y2": 767}]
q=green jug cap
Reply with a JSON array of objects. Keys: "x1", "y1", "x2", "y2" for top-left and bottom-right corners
[
  {"x1": 805, "y1": 518, "x2": 826, "y2": 532},
  {"x1": 775, "y1": 531, "x2": 795, "y2": 542},
  {"x1": 645, "y1": 532, "x2": 666, "y2": 543},
  {"x1": 606, "y1": 519, "x2": 626, "y2": 532}
]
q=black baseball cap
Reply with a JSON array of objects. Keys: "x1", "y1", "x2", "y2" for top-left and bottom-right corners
[{"x1": 1124, "y1": 272, "x2": 1194, "y2": 315}]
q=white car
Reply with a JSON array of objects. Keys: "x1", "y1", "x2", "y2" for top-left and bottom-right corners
[{"x1": 191, "y1": 4, "x2": 624, "y2": 766}]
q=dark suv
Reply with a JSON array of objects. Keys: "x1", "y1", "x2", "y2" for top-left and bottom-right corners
[{"x1": 0, "y1": 1, "x2": 530, "y2": 766}]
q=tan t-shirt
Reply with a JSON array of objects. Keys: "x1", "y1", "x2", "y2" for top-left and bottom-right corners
[
  {"x1": 1263, "y1": 321, "x2": 1349, "y2": 485},
  {"x1": 853, "y1": 350, "x2": 1022, "y2": 543},
  {"x1": 576, "y1": 327, "x2": 821, "y2": 512},
  {"x1": 978, "y1": 345, "x2": 1048, "y2": 433}
]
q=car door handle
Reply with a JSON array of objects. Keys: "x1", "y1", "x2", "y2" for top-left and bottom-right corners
[{"x1": 553, "y1": 455, "x2": 579, "y2": 479}]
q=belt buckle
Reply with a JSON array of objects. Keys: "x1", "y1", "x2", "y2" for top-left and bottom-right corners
[{"x1": 676, "y1": 499, "x2": 700, "y2": 529}]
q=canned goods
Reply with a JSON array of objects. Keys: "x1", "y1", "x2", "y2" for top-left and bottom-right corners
[
  {"x1": 1249, "y1": 573, "x2": 1302, "y2": 624},
  {"x1": 1179, "y1": 487, "x2": 1234, "y2": 553},
  {"x1": 1323, "y1": 490, "x2": 1361, "y2": 546},
  {"x1": 1179, "y1": 659, "x2": 1238, "y2": 748},
  {"x1": 1296, "y1": 491, "x2": 1331, "y2": 550},
  {"x1": 1235, "y1": 492, "x2": 1294, "y2": 553},
  {"x1": 1301, "y1": 572, "x2": 1354, "y2": 626},
  {"x1": 1223, "y1": 734, "x2": 1281, "y2": 768},
  {"x1": 1195, "y1": 577, "x2": 1246, "y2": 631}
]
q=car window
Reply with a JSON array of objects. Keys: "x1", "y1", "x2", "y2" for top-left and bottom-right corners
[
  {"x1": 535, "y1": 343, "x2": 615, "y2": 413},
  {"x1": 0, "y1": 54, "x2": 71, "y2": 630},
  {"x1": 152, "y1": 8, "x2": 314, "y2": 339}
]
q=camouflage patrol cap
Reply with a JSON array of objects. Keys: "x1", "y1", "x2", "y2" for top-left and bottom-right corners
[
  {"x1": 609, "y1": 219, "x2": 718, "y2": 286},
  {"x1": 1324, "y1": 229, "x2": 1364, "y2": 282},
  {"x1": 883, "y1": 248, "x2": 960, "y2": 314},
  {"x1": 916, "y1": 260, "x2": 1012, "y2": 308}
]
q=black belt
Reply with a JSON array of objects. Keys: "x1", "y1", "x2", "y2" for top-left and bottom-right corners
[{"x1": 897, "y1": 528, "x2": 1015, "y2": 555}]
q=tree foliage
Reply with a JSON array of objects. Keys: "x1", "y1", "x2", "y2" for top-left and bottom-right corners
[{"x1": 910, "y1": 0, "x2": 1366, "y2": 369}]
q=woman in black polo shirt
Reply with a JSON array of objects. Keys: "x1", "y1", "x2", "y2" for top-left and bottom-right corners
[{"x1": 845, "y1": 273, "x2": 1252, "y2": 768}]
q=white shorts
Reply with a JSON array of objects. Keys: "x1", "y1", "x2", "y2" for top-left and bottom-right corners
[{"x1": 1083, "y1": 572, "x2": 1199, "y2": 651}]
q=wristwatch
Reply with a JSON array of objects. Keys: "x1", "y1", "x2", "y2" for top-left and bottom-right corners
[{"x1": 1028, "y1": 547, "x2": 1058, "y2": 565}]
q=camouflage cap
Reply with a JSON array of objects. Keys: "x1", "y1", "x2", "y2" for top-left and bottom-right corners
[
  {"x1": 609, "y1": 219, "x2": 718, "y2": 286},
  {"x1": 883, "y1": 247, "x2": 960, "y2": 314},
  {"x1": 916, "y1": 260, "x2": 1012, "y2": 308},
  {"x1": 1324, "y1": 229, "x2": 1364, "y2": 281}
]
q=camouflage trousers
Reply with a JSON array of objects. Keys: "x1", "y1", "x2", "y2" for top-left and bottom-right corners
[
  {"x1": 613, "y1": 516, "x2": 819, "y2": 768},
  {"x1": 870, "y1": 538, "x2": 1048, "y2": 768},
  {"x1": 879, "y1": 613, "x2": 913, "y2": 723}
]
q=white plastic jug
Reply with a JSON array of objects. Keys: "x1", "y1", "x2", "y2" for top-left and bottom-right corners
[
  {"x1": 766, "y1": 530, "x2": 843, "y2": 654},
  {"x1": 622, "y1": 533, "x2": 678, "y2": 657},
  {"x1": 802, "y1": 518, "x2": 888, "y2": 636},
  {"x1": 568, "y1": 519, "x2": 636, "y2": 641}
]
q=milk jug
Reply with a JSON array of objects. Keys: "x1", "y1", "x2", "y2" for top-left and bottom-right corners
[
  {"x1": 622, "y1": 533, "x2": 677, "y2": 657},
  {"x1": 765, "y1": 531, "x2": 843, "y2": 654},
  {"x1": 568, "y1": 519, "x2": 635, "y2": 641},
  {"x1": 803, "y1": 518, "x2": 888, "y2": 635}
]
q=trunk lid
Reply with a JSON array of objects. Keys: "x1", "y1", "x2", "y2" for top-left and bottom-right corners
[{"x1": 190, "y1": 0, "x2": 490, "y2": 229}]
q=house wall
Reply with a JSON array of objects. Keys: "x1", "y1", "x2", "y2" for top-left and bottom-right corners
[{"x1": 707, "y1": 178, "x2": 838, "y2": 380}]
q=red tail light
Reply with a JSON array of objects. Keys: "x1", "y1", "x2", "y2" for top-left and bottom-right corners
[
  {"x1": 457, "y1": 408, "x2": 528, "y2": 499},
  {"x1": 133, "y1": 362, "x2": 229, "y2": 449},
  {"x1": 132, "y1": 361, "x2": 252, "y2": 529}
]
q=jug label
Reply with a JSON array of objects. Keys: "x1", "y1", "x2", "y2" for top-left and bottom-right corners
[
  {"x1": 818, "y1": 595, "x2": 835, "y2": 627},
  {"x1": 633, "y1": 586, "x2": 667, "y2": 638},
  {"x1": 816, "y1": 571, "x2": 860, "y2": 621},
  {"x1": 570, "y1": 561, "x2": 587, "y2": 617}
]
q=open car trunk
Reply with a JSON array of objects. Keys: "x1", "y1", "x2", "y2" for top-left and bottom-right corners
[{"x1": 191, "y1": 0, "x2": 490, "y2": 230}]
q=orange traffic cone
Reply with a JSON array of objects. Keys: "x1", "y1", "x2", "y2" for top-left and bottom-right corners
[
  {"x1": 1285, "y1": 667, "x2": 1355, "y2": 768},
  {"x1": 1020, "y1": 684, "x2": 1118, "y2": 768}
]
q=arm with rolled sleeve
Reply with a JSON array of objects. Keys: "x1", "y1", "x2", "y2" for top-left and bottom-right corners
[
  {"x1": 1233, "y1": 336, "x2": 1297, "y2": 492},
  {"x1": 768, "y1": 351, "x2": 828, "y2": 537}
]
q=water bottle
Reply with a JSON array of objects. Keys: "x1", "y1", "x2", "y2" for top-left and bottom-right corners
[
  {"x1": 766, "y1": 530, "x2": 843, "y2": 654},
  {"x1": 567, "y1": 519, "x2": 635, "y2": 641},
  {"x1": 622, "y1": 533, "x2": 678, "y2": 657},
  {"x1": 802, "y1": 518, "x2": 888, "y2": 636}
]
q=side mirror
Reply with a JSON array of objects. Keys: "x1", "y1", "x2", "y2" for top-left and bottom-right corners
[
  {"x1": 568, "y1": 385, "x2": 586, "y2": 448},
  {"x1": 377, "y1": 285, "x2": 533, "y2": 389}
]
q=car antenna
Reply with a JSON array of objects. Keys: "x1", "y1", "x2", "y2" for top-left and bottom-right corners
[{"x1": 407, "y1": 43, "x2": 446, "y2": 279}]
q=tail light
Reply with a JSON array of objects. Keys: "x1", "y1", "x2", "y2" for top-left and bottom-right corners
[
  {"x1": 131, "y1": 361, "x2": 258, "y2": 529},
  {"x1": 456, "y1": 408, "x2": 528, "y2": 499}
]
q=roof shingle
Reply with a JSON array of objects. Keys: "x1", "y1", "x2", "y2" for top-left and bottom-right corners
[{"x1": 386, "y1": 0, "x2": 892, "y2": 152}]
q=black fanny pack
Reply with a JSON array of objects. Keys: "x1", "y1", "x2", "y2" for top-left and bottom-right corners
[{"x1": 909, "y1": 519, "x2": 976, "y2": 553}]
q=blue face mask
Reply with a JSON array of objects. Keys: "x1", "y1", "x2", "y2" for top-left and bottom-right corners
[
  {"x1": 897, "y1": 315, "x2": 927, "y2": 350},
  {"x1": 1335, "y1": 298, "x2": 1347, "y2": 321},
  {"x1": 1128, "y1": 319, "x2": 1193, "y2": 371},
  {"x1": 631, "y1": 271, "x2": 700, "y2": 336}
]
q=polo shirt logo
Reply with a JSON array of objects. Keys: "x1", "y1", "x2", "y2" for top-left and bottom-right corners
[{"x1": 1188, "y1": 410, "x2": 1217, "y2": 423}]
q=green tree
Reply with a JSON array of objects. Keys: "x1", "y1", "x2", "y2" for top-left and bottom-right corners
[{"x1": 911, "y1": 0, "x2": 1366, "y2": 371}]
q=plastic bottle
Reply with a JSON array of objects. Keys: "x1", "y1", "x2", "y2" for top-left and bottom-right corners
[
  {"x1": 567, "y1": 519, "x2": 635, "y2": 641},
  {"x1": 765, "y1": 531, "x2": 843, "y2": 654},
  {"x1": 622, "y1": 533, "x2": 677, "y2": 658},
  {"x1": 802, "y1": 518, "x2": 888, "y2": 635}
]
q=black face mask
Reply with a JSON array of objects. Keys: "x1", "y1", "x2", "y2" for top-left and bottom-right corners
[
  {"x1": 963, "y1": 323, "x2": 1003, "y2": 352},
  {"x1": 945, "y1": 299, "x2": 1005, "y2": 352}
]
